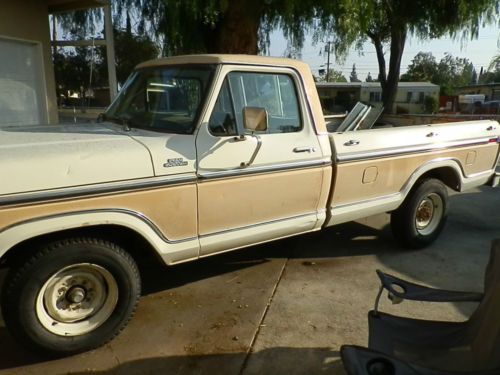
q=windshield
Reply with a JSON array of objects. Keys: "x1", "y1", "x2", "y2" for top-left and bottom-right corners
[{"x1": 105, "y1": 65, "x2": 215, "y2": 134}]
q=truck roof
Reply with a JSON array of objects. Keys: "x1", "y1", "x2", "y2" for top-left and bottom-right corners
[{"x1": 136, "y1": 54, "x2": 310, "y2": 71}]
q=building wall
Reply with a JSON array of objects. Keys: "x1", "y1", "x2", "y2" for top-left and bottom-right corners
[
  {"x1": 318, "y1": 83, "x2": 439, "y2": 114},
  {"x1": 361, "y1": 86, "x2": 439, "y2": 114},
  {"x1": 457, "y1": 85, "x2": 500, "y2": 101},
  {"x1": 0, "y1": 0, "x2": 58, "y2": 124}
]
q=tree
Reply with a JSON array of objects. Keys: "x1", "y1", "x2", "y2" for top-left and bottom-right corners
[
  {"x1": 400, "y1": 52, "x2": 438, "y2": 82},
  {"x1": 479, "y1": 54, "x2": 500, "y2": 83},
  {"x1": 424, "y1": 95, "x2": 438, "y2": 113},
  {"x1": 56, "y1": 1, "x2": 325, "y2": 56},
  {"x1": 102, "y1": 26, "x2": 159, "y2": 85},
  {"x1": 437, "y1": 53, "x2": 475, "y2": 94},
  {"x1": 318, "y1": 69, "x2": 348, "y2": 82},
  {"x1": 471, "y1": 68, "x2": 478, "y2": 84},
  {"x1": 314, "y1": 0, "x2": 499, "y2": 113},
  {"x1": 350, "y1": 64, "x2": 361, "y2": 82},
  {"x1": 401, "y1": 52, "x2": 475, "y2": 95},
  {"x1": 53, "y1": 25, "x2": 158, "y2": 103},
  {"x1": 53, "y1": 47, "x2": 103, "y2": 102}
]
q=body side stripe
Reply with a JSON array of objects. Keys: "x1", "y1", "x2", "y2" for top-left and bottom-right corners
[
  {"x1": 336, "y1": 137, "x2": 493, "y2": 163},
  {"x1": 1, "y1": 160, "x2": 332, "y2": 207}
]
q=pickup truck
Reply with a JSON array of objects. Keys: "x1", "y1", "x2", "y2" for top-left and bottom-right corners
[{"x1": 1, "y1": 55, "x2": 499, "y2": 355}]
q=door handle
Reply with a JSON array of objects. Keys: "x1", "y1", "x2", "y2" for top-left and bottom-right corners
[
  {"x1": 344, "y1": 140, "x2": 360, "y2": 146},
  {"x1": 426, "y1": 132, "x2": 438, "y2": 137},
  {"x1": 486, "y1": 126, "x2": 496, "y2": 131},
  {"x1": 293, "y1": 146, "x2": 316, "y2": 153}
]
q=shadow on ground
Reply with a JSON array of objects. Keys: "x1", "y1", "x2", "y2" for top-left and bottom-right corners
[
  {"x1": 66, "y1": 348, "x2": 344, "y2": 375},
  {"x1": 138, "y1": 219, "x2": 399, "y2": 297}
]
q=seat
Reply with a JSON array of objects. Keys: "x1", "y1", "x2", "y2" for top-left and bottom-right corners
[
  {"x1": 341, "y1": 239, "x2": 500, "y2": 374},
  {"x1": 340, "y1": 346, "x2": 499, "y2": 375}
]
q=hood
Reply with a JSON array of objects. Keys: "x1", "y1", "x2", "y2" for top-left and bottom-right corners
[{"x1": 0, "y1": 123, "x2": 154, "y2": 197}]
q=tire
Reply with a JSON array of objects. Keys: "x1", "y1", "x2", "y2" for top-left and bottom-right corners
[
  {"x1": 391, "y1": 178, "x2": 449, "y2": 249},
  {"x1": 1, "y1": 237, "x2": 141, "y2": 356}
]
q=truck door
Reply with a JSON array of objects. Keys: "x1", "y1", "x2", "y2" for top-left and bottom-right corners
[{"x1": 195, "y1": 66, "x2": 330, "y2": 255}]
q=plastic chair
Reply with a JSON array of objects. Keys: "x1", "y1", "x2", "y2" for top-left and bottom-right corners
[{"x1": 341, "y1": 239, "x2": 500, "y2": 374}]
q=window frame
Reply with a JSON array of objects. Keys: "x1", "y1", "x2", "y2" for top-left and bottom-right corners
[
  {"x1": 207, "y1": 78, "x2": 240, "y2": 137},
  {"x1": 204, "y1": 65, "x2": 309, "y2": 138}
]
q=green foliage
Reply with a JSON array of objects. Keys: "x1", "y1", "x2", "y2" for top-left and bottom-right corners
[
  {"x1": 401, "y1": 52, "x2": 475, "y2": 94},
  {"x1": 110, "y1": 0, "x2": 323, "y2": 55},
  {"x1": 479, "y1": 53, "x2": 500, "y2": 83},
  {"x1": 54, "y1": 47, "x2": 101, "y2": 99},
  {"x1": 400, "y1": 52, "x2": 438, "y2": 82},
  {"x1": 313, "y1": 0, "x2": 499, "y2": 113},
  {"x1": 424, "y1": 95, "x2": 438, "y2": 113},
  {"x1": 317, "y1": 69, "x2": 348, "y2": 82},
  {"x1": 106, "y1": 28, "x2": 159, "y2": 84},
  {"x1": 54, "y1": 27, "x2": 158, "y2": 101}
]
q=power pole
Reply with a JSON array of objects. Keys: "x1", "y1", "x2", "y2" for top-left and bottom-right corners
[{"x1": 325, "y1": 41, "x2": 331, "y2": 82}]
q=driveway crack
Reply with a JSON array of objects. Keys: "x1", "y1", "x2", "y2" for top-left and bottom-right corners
[{"x1": 238, "y1": 257, "x2": 289, "y2": 375}]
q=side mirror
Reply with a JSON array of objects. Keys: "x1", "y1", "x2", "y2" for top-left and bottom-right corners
[{"x1": 243, "y1": 107, "x2": 268, "y2": 133}]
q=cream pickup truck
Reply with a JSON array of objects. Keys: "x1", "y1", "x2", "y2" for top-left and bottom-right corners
[{"x1": 1, "y1": 55, "x2": 499, "y2": 355}]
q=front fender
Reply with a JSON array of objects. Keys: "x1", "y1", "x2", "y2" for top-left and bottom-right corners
[{"x1": 0, "y1": 210, "x2": 199, "y2": 265}]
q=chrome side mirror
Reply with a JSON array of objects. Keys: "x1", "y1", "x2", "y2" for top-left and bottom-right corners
[
  {"x1": 243, "y1": 107, "x2": 268, "y2": 133},
  {"x1": 239, "y1": 107, "x2": 267, "y2": 168}
]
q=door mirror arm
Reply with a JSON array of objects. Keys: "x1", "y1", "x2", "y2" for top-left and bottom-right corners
[
  {"x1": 240, "y1": 134, "x2": 262, "y2": 168},
  {"x1": 238, "y1": 106, "x2": 268, "y2": 168}
]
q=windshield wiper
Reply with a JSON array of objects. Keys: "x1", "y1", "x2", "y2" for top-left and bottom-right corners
[{"x1": 101, "y1": 113, "x2": 133, "y2": 131}]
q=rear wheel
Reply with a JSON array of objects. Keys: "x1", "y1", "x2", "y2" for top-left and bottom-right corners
[
  {"x1": 391, "y1": 179, "x2": 448, "y2": 249},
  {"x1": 1, "y1": 237, "x2": 141, "y2": 356}
]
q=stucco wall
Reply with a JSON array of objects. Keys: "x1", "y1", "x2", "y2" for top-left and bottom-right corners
[
  {"x1": 0, "y1": 0, "x2": 58, "y2": 124},
  {"x1": 360, "y1": 86, "x2": 439, "y2": 114}
]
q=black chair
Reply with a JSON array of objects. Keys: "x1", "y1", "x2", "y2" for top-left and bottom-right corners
[{"x1": 341, "y1": 239, "x2": 500, "y2": 375}]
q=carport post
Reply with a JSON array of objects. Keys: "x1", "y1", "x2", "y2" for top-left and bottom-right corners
[{"x1": 104, "y1": 2, "x2": 118, "y2": 101}]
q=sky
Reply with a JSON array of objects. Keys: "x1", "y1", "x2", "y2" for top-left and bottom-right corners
[{"x1": 267, "y1": 24, "x2": 499, "y2": 80}]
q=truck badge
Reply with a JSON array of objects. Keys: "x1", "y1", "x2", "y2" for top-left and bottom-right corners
[{"x1": 163, "y1": 158, "x2": 188, "y2": 168}]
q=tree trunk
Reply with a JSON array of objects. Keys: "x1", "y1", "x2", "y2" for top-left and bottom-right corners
[
  {"x1": 382, "y1": 27, "x2": 406, "y2": 114},
  {"x1": 207, "y1": 0, "x2": 264, "y2": 54},
  {"x1": 369, "y1": 26, "x2": 406, "y2": 114},
  {"x1": 369, "y1": 33, "x2": 386, "y2": 85}
]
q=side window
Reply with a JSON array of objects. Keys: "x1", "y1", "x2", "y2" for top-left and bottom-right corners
[
  {"x1": 227, "y1": 72, "x2": 302, "y2": 134},
  {"x1": 208, "y1": 79, "x2": 238, "y2": 136}
]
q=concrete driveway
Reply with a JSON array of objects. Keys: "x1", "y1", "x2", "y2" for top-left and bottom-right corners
[{"x1": 0, "y1": 186, "x2": 498, "y2": 374}]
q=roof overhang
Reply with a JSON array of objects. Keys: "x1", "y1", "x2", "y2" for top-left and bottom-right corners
[{"x1": 48, "y1": 0, "x2": 109, "y2": 13}]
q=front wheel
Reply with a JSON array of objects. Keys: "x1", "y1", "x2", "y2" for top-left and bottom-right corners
[
  {"x1": 391, "y1": 179, "x2": 449, "y2": 249},
  {"x1": 1, "y1": 237, "x2": 141, "y2": 356}
]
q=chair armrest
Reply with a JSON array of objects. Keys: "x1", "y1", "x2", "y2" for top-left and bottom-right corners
[{"x1": 376, "y1": 270, "x2": 483, "y2": 303}]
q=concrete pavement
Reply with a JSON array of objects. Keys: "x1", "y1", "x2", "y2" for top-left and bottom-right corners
[{"x1": 0, "y1": 186, "x2": 498, "y2": 374}]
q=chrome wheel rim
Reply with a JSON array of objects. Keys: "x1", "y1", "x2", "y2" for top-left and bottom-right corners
[
  {"x1": 36, "y1": 263, "x2": 118, "y2": 336},
  {"x1": 415, "y1": 193, "x2": 443, "y2": 236}
]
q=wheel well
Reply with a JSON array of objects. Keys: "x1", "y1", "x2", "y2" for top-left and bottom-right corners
[
  {"x1": 416, "y1": 167, "x2": 461, "y2": 192},
  {"x1": 1, "y1": 225, "x2": 164, "y2": 272}
]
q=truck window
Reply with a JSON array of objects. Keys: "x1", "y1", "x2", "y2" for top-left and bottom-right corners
[
  {"x1": 227, "y1": 72, "x2": 302, "y2": 134},
  {"x1": 105, "y1": 66, "x2": 214, "y2": 134},
  {"x1": 208, "y1": 80, "x2": 238, "y2": 136}
]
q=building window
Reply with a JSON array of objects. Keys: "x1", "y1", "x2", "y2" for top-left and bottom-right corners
[
  {"x1": 418, "y1": 92, "x2": 425, "y2": 104},
  {"x1": 406, "y1": 92, "x2": 413, "y2": 103},
  {"x1": 369, "y1": 91, "x2": 381, "y2": 102}
]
